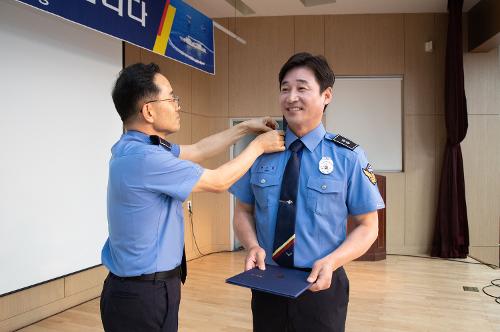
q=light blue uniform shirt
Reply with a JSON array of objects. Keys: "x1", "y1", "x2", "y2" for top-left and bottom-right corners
[
  {"x1": 230, "y1": 123, "x2": 385, "y2": 268},
  {"x1": 102, "y1": 130, "x2": 203, "y2": 276}
]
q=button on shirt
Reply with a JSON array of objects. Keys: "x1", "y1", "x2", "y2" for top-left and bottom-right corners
[
  {"x1": 102, "y1": 131, "x2": 203, "y2": 276},
  {"x1": 230, "y1": 123, "x2": 385, "y2": 268}
]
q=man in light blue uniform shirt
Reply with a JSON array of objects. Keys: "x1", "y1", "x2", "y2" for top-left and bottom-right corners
[
  {"x1": 231, "y1": 53, "x2": 385, "y2": 332},
  {"x1": 100, "y1": 63, "x2": 285, "y2": 332},
  {"x1": 102, "y1": 131, "x2": 200, "y2": 278}
]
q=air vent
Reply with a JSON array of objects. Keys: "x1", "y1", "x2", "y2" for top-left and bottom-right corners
[
  {"x1": 463, "y1": 286, "x2": 479, "y2": 292},
  {"x1": 299, "y1": 0, "x2": 336, "y2": 7},
  {"x1": 224, "y1": 0, "x2": 256, "y2": 16}
]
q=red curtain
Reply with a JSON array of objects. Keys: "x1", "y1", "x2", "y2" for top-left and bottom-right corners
[{"x1": 431, "y1": 0, "x2": 469, "y2": 258}]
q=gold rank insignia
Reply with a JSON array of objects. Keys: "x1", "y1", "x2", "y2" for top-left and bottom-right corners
[{"x1": 362, "y1": 163, "x2": 377, "y2": 185}]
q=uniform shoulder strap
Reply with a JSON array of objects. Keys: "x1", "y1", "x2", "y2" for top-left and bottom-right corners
[
  {"x1": 149, "y1": 135, "x2": 172, "y2": 151},
  {"x1": 326, "y1": 134, "x2": 359, "y2": 151}
]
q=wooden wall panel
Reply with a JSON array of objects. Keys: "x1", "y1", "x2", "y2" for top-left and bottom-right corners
[
  {"x1": 434, "y1": 14, "x2": 447, "y2": 116},
  {"x1": 0, "y1": 285, "x2": 101, "y2": 332},
  {"x1": 462, "y1": 116, "x2": 500, "y2": 260},
  {"x1": 123, "y1": 42, "x2": 141, "y2": 66},
  {"x1": 64, "y1": 266, "x2": 107, "y2": 297},
  {"x1": 294, "y1": 16, "x2": 325, "y2": 55},
  {"x1": 380, "y1": 172, "x2": 406, "y2": 252},
  {"x1": 191, "y1": 18, "x2": 229, "y2": 117},
  {"x1": 190, "y1": 115, "x2": 231, "y2": 253},
  {"x1": 404, "y1": 115, "x2": 436, "y2": 252},
  {"x1": 324, "y1": 14, "x2": 404, "y2": 75},
  {"x1": 141, "y1": 50, "x2": 192, "y2": 115},
  {"x1": 190, "y1": 115, "x2": 229, "y2": 170},
  {"x1": 461, "y1": 48, "x2": 500, "y2": 266},
  {"x1": 469, "y1": 247, "x2": 498, "y2": 267},
  {"x1": 228, "y1": 16, "x2": 294, "y2": 117},
  {"x1": 404, "y1": 14, "x2": 436, "y2": 115},
  {"x1": 0, "y1": 280, "x2": 64, "y2": 321},
  {"x1": 191, "y1": 190, "x2": 231, "y2": 252},
  {"x1": 464, "y1": 49, "x2": 500, "y2": 115}
]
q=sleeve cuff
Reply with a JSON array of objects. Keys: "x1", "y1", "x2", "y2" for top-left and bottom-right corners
[
  {"x1": 228, "y1": 186, "x2": 254, "y2": 205},
  {"x1": 177, "y1": 165, "x2": 204, "y2": 202},
  {"x1": 349, "y1": 201, "x2": 385, "y2": 216}
]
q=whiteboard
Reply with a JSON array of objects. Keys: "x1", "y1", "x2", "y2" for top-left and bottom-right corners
[
  {"x1": 0, "y1": 0, "x2": 122, "y2": 295},
  {"x1": 325, "y1": 77, "x2": 403, "y2": 172}
]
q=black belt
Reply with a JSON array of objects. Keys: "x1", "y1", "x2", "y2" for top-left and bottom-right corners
[{"x1": 110, "y1": 266, "x2": 181, "y2": 281}]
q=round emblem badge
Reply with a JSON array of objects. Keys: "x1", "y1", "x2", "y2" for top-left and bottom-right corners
[{"x1": 318, "y1": 157, "x2": 334, "y2": 175}]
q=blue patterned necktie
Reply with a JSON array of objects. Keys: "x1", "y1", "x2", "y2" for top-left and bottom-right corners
[{"x1": 272, "y1": 139, "x2": 304, "y2": 267}]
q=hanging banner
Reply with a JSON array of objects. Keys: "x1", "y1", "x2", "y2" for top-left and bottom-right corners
[{"x1": 15, "y1": 0, "x2": 215, "y2": 74}]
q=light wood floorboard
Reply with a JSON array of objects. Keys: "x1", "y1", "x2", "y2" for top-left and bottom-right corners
[{"x1": 18, "y1": 252, "x2": 500, "y2": 332}]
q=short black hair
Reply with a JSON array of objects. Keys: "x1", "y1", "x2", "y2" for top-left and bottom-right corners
[
  {"x1": 278, "y1": 52, "x2": 335, "y2": 93},
  {"x1": 112, "y1": 62, "x2": 161, "y2": 123}
]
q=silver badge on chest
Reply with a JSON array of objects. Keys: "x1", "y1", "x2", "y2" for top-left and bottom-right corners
[{"x1": 318, "y1": 157, "x2": 334, "y2": 175}]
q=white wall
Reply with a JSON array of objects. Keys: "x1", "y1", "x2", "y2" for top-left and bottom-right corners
[
  {"x1": 0, "y1": 0, "x2": 122, "y2": 295},
  {"x1": 326, "y1": 77, "x2": 403, "y2": 172}
]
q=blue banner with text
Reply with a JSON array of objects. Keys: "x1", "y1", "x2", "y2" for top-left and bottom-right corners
[{"x1": 15, "y1": 0, "x2": 215, "y2": 74}]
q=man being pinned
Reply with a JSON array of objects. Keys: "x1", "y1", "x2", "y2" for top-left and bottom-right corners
[{"x1": 230, "y1": 53, "x2": 385, "y2": 332}]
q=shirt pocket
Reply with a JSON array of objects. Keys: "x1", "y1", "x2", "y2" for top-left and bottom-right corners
[
  {"x1": 306, "y1": 177, "x2": 344, "y2": 216},
  {"x1": 250, "y1": 173, "x2": 281, "y2": 208}
]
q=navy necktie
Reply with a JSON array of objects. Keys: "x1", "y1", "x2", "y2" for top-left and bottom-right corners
[{"x1": 272, "y1": 139, "x2": 304, "y2": 267}]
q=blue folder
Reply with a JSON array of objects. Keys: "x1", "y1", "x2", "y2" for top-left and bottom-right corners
[{"x1": 226, "y1": 264, "x2": 311, "y2": 298}]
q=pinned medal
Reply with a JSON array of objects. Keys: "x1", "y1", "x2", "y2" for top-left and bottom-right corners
[{"x1": 319, "y1": 157, "x2": 334, "y2": 175}]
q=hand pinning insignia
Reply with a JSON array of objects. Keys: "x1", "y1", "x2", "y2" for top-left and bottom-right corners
[{"x1": 362, "y1": 163, "x2": 377, "y2": 185}]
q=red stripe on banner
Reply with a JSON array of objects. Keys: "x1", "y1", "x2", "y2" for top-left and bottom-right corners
[
  {"x1": 272, "y1": 239, "x2": 295, "y2": 260},
  {"x1": 157, "y1": 0, "x2": 171, "y2": 36}
]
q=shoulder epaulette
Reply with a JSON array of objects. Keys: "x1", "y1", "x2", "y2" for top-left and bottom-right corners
[
  {"x1": 149, "y1": 135, "x2": 172, "y2": 150},
  {"x1": 327, "y1": 134, "x2": 359, "y2": 151}
]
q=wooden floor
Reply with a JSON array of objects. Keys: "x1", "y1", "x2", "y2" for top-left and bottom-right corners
[{"x1": 19, "y1": 251, "x2": 500, "y2": 332}]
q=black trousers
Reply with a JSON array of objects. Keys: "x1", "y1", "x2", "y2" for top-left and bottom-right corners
[
  {"x1": 251, "y1": 267, "x2": 349, "y2": 332},
  {"x1": 100, "y1": 273, "x2": 181, "y2": 332}
]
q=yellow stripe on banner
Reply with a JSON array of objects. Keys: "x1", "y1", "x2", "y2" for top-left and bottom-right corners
[
  {"x1": 272, "y1": 234, "x2": 295, "y2": 257},
  {"x1": 153, "y1": 5, "x2": 176, "y2": 55}
]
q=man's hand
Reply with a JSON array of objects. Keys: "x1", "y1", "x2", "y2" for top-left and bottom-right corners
[
  {"x1": 307, "y1": 256, "x2": 335, "y2": 292},
  {"x1": 243, "y1": 117, "x2": 279, "y2": 133},
  {"x1": 251, "y1": 130, "x2": 285, "y2": 154},
  {"x1": 245, "y1": 245, "x2": 266, "y2": 271}
]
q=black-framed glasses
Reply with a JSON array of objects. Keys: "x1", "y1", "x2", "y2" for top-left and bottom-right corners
[{"x1": 140, "y1": 95, "x2": 180, "y2": 112}]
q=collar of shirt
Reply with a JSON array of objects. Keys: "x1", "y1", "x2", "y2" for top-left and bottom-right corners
[
  {"x1": 284, "y1": 123, "x2": 326, "y2": 152},
  {"x1": 124, "y1": 130, "x2": 151, "y2": 143}
]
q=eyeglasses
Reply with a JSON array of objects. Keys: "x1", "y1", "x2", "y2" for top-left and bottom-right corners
[
  {"x1": 140, "y1": 95, "x2": 181, "y2": 112},
  {"x1": 144, "y1": 95, "x2": 180, "y2": 105}
]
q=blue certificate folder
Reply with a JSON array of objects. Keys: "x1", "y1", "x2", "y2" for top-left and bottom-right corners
[{"x1": 226, "y1": 265, "x2": 311, "y2": 298}]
